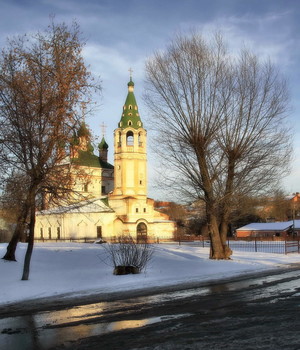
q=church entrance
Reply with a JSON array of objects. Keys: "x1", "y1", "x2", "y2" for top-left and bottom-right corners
[{"x1": 136, "y1": 222, "x2": 147, "y2": 243}]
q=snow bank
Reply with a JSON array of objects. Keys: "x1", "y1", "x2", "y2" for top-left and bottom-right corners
[{"x1": 0, "y1": 242, "x2": 299, "y2": 306}]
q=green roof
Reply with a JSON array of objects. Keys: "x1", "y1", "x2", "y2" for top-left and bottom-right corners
[
  {"x1": 118, "y1": 78, "x2": 143, "y2": 129},
  {"x1": 72, "y1": 150, "x2": 114, "y2": 169},
  {"x1": 100, "y1": 197, "x2": 110, "y2": 207},
  {"x1": 98, "y1": 136, "x2": 109, "y2": 150}
]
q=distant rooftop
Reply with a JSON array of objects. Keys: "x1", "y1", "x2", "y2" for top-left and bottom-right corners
[{"x1": 237, "y1": 220, "x2": 300, "y2": 231}]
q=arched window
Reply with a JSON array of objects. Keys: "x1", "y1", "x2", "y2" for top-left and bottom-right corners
[
  {"x1": 126, "y1": 131, "x2": 134, "y2": 146},
  {"x1": 138, "y1": 132, "x2": 142, "y2": 147},
  {"x1": 118, "y1": 131, "x2": 122, "y2": 147}
]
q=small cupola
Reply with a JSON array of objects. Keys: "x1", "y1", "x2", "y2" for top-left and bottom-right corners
[
  {"x1": 70, "y1": 122, "x2": 93, "y2": 158},
  {"x1": 98, "y1": 136, "x2": 109, "y2": 162}
]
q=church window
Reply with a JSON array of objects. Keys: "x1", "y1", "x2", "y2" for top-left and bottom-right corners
[
  {"x1": 137, "y1": 121, "x2": 141, "y2": 127},
  {"x1": 144, "y1": 208, "x2": 146, "y2": 213},
  {"x1": 40, "y1": 228, "x2": 43, "y2": 239},
  {"x1": 48, "y1": 227, "x2": 51, "y2": 240},
  {"x1": 128, "y1": 113, "x2": 132, "y2": 116},
  {"x1": 136, "y1": 208, "x2": 139, "y2": 213},
  {"x1": 97, "y1": 226, "x2": 102, "y2": 238},
  {"x1": 126, "y1": 131, "x2": 134, "y2": 146},
  {"x1": 128, "y1": 120, "x2": 132, "y2": 125},
  {"x1": 138, "y1": 132, "x2": 142, "y2": 147},
  {"x1": 139, "y1": 180, "x2": 142, "y2": 185},
  {"x1": 84, "y1": 183, "x2": 88, "y2": 192},
  {"x1": 135, "y1": 106, "x2": 137, "y2": 110},
  {"x1": 101, "y1": 185, "x2": 106, "y2": 194},
  {"x1": 57, "y1": 227, "x2": 61, "y2": 240},
  {"x1": 118, "y1": 132, "x2": 122, "y2": 147},
  {"x1": 129, "y1": 105, "x2": 132, "y2": 110}
]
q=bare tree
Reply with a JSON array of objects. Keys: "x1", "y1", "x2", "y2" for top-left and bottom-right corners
[
  {"x1": 0, "y1": 19, "x2": 100, "y2": 278},
  {"x1": 144, "y1": 32, "x2": 292, "y2": 259}
]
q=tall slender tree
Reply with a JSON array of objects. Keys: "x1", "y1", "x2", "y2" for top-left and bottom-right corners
[
  {"x1": 145, "y1": 32, "x2": 292, "y2": 259},
  {"x1": 0, "y1": 19, "x2": 100, "y2": 278}
]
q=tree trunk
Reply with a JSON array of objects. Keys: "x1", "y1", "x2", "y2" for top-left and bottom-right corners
[
  {"x1": 219, "y1": 218, "x2": 232, "y2": 259},
  {"x1": 207, "y1": 208, "x2": 227, "y2": 259},
  {"x1": 2, "y1": 223, "x2": 23, "y2": 261},
  {"x1": 217, "y1": 156, "x2": 235, "y2": 259},
  {"x1": 2, "y1": 205, "x2": 29, "y2": 261},
  {"x1": 21, "y1": 189, "x2": 36, "y2": 281}
]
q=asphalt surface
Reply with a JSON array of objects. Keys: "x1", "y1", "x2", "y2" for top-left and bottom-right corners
[{"x1": 1, "y1": 265, "x2": 300, "y2": 350}]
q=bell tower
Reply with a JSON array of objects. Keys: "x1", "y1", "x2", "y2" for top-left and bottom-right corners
[{"x1": 111, "y1": 77, "x2": 147, "y2": 198}]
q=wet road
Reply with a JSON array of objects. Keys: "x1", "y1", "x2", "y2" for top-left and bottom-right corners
[{"x1": 1, "y1": 266, "x2": 300, "y2": 350}]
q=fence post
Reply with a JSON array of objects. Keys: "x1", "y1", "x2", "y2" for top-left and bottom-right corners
[{"x1": 285, "y1": 237, "x2": 287, "y2": 255}]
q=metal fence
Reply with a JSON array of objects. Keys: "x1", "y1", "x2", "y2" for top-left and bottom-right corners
[
  {"x1": 176, "y1": 237, "x2": 300, "y2": 254},
  {"x1": 17, "y1": 235, "x2": 300, "y2": 255}
]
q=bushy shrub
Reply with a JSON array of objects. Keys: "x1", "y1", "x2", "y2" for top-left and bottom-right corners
[{"x1": 100, "y1": 235, "x2": 154, "y2": 275}]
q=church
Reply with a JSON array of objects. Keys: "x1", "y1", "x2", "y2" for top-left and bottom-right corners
[{"x1": 35, "y1": 77, "x2": 175, "y2": 242}]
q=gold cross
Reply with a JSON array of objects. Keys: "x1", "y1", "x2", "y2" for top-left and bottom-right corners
[
  {"x1": 100, "y1": 122, "x2": 107, "y2": 136},
  {"x1": 128, "y1": 67, "x2": 133, "y2": 78}
]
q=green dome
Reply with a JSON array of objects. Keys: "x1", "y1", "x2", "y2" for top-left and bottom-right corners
[
  {"x1": 98, "y1": 136, "x2": 109, "y2": 150},
  {"x1": 128, "y1": 79, "x2": 134, "y2": 87},
  {"x1": 77, "y1": 122, "x2": 91, "y2": 138},
  {"x1": 118, "y1": 79, "x2": 143, "y2": 129}
]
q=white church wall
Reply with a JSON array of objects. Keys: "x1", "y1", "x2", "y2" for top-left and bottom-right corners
[{"x1": 35, "y1": 211, "x2": 117, "y2": 241}]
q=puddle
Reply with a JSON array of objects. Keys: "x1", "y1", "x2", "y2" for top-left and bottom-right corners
[
  {"x1": 1, "y1": 269, "x2": 299, "y2": 350},
  {"x1": 0, "y1": 313, "x2": 192, "y2": 350}
]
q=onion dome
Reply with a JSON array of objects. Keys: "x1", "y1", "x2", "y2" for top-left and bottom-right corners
[{"x1": 98, "y1": 136, "x2": 109, "y2": 150}]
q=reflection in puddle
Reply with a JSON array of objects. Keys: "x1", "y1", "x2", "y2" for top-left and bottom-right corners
[{"x1": 0, "y1": 313, "x2": 192, "y2": 350}]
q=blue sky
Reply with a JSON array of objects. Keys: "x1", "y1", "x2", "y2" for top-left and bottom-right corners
[{"x1": 0, "y1": 0, "x2": 299, "y2": 199}]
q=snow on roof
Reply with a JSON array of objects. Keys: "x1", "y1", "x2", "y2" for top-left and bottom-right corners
[
  {"x1": 153, "y1": 220, "x2": 174, "y2": 223},
  {"x1": 293, "y1": 219, "x2": 300, "y2": 229},
  {"x1": 37, "y1": 197, "x2": 114, "y2": 215},
  {"x1": 237, "y1": 221, "x2": 294, "y2": 231}
]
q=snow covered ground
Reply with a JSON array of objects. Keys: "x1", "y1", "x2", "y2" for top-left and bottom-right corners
[{"x1": 0, "y1": 242, "x2": 299, "y2": 306}]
